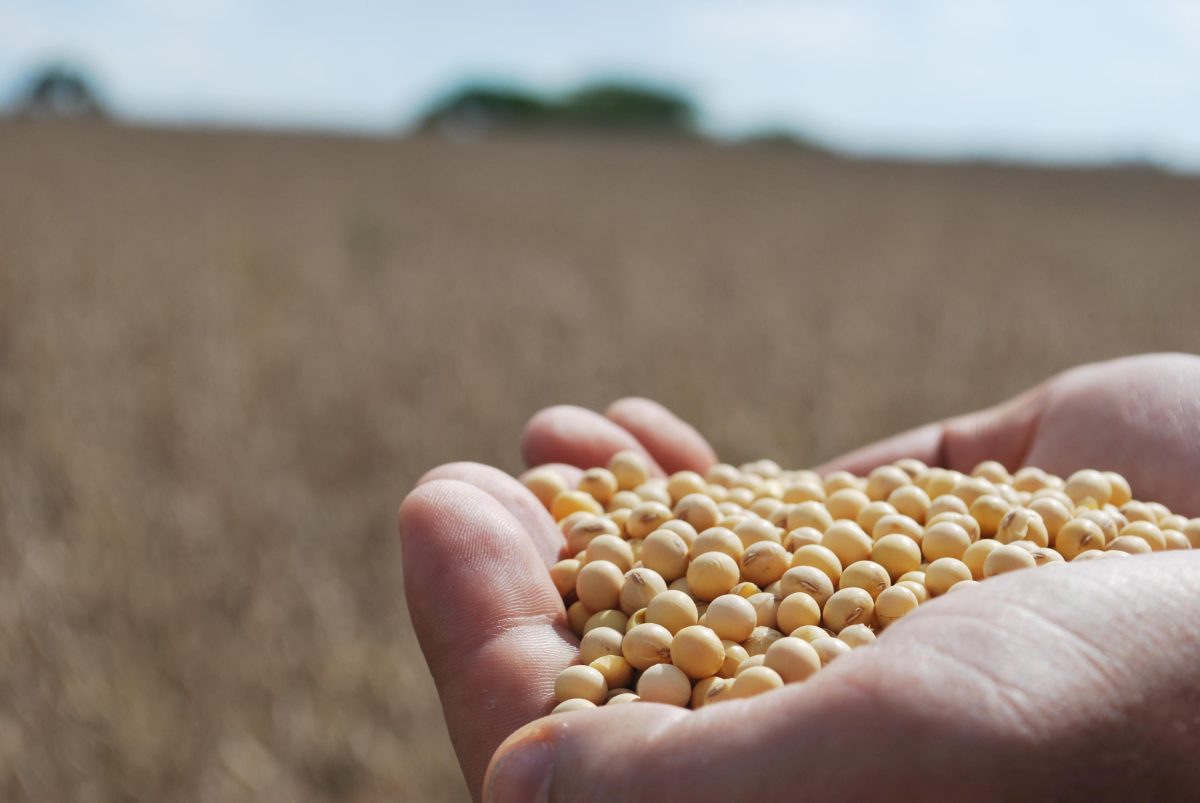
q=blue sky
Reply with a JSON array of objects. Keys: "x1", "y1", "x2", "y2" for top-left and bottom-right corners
[{"x1": 3, "y1": 1, "x2": 1200, "y2": 168}]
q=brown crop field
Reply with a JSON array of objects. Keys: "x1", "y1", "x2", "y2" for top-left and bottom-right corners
[{"x1": 2, "y1": 121, "x2": 1199, "y2": 802}]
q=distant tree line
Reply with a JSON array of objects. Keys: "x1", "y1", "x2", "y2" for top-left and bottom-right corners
[
  {"x1": 12, "y1": 63, "x2": 107, "y2": 120},
  {"x1": 416, "y1": 81, "x2": 698, "y2": 139}
]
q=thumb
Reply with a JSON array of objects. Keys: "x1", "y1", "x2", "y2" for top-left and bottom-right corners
[{"x1": 480, "y1": 668, "x2": 899, "y2": 803}]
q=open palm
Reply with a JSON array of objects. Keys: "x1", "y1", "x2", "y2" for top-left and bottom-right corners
[{"x1": 399, "y1": 353, "x2": 1200, "y2": 802}]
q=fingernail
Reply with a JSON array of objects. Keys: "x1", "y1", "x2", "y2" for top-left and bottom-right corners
[{"x1": 486, "y1": 739, "x2": 555, "y2": 803}]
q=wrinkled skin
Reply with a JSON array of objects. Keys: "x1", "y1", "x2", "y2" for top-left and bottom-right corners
[{"x1": 399, "y1": 353, "x2": 1200, "y2": 803}]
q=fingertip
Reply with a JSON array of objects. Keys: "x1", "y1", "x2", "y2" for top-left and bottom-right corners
[
  {"x1": 605, "y1": 397, "x2": 718, "y2": 475},
  {"x1": 521, "y1": 405, "x2": 662, "y2": 473}
]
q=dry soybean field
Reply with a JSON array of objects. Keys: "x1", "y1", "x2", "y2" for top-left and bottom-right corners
[{"x1": 2, "y1": 121, "x2": 1199, "y2": 802}]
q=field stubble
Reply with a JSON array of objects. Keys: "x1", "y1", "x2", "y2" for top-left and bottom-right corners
[{"x1": 1, "y1": 122, "x2": 1199, "y2": 801}]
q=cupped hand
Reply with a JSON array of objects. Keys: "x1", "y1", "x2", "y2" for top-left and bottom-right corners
[{"x1": 399, "y1": 353, "x2": 1200, "y2": 803}]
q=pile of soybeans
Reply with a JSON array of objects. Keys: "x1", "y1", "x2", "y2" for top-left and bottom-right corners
[{"x1": 524, "y1": 453, "x2": 1199, "y2": 711}]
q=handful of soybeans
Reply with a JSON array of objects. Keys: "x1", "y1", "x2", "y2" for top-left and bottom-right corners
[{"x1": 527, "y1": 453, "x2": 1198, "y2": 712}]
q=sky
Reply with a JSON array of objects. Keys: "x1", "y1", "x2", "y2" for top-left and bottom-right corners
[{"x1": 3, "y1": 1, "x2": 1200, "y2": 169}]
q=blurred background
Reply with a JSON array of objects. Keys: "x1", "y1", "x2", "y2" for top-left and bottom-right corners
[{"x1": 3, "y1": 2, "x2": 1200, "y2": 801}]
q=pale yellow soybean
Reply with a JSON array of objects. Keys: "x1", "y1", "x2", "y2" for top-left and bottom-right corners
[
  {"x1": 740, "y1": 541, "x2": 791, "y2": 587},
  {"x1": 660, "y1": 518, "x2": 699, "y2": 546},
  {"x1": 825, "y1": 488, "x2": 871, "y2": 522},
  {"x1": 788, "y1": 501, "x2": 834, "y2": 533},
  {"x1": 953, "y1": 476, "x2": 998, "y2": 507},
  {"x1": 637, "y1": 663, "x2": 692, "y2": 707},
  {"x1": 874, "y1": 585, "x2": 919, "y2": 628},
  {"x1": 776, "y1": 592, "x2": 822, "y2": 633},
  {"x1": 619, "y1": 567, "x2": 667, "y2": 614},
  {"x1": 583, "y1": 609, "x2": 629, "y2": 635},
  {"x1": 919, "y1": 468, "x2": 960, "y2": 499},
  {"x1": 691, "y1": 676, "x2": 729, "y2": 708},
  {"x1": 718, "y1": 641, "x2": 750, "y2": 678},
  {"x1": 764, "y1": 637, "x2": 822, "y2": 683},
  {"x1": 866, "y1": 465, "x2": 912, "y2": 502},
  {"x1": 838, "y1": 560, "x2": 892, "y2": 600},
  {"x1": 626, "y1": 608, "x2": 647, "y2": 631},
  {"x1": 822, "y1": 587, "x2": 874, "y2": 632},
  {"x1": 945, "y1": 579, "x2": 981, "y2": 592},
  {"x1": 871, "y1": 534, "x2": 923, "y2": 581},
  {"x1": 749, "y1": 497, "x2": 786, "y2": 520},
  {"x1": 555, "y1": 664, "x2": 608, "y2": 705},
  {"x1": 823, "y1": 470, "x2": 862, "y2": 495},
  {"x1": 567, "y1": 600, "x2": 591, "y2": 636},
  {"x1": 995, "y1": 508, "x2": 1049, "y2": 547},
  {"x1": 735, "y1": 654, "x2": 767, "y2": 675},
  {"x1": 1064, "y1": 469, "x2": 1113, "y2": 507},
  {"x1": 1163, "y1": 529, "x2": 1192, "y2": 550},
  {"x1": 729, "y1": 666, "x2": 785, "y2": 698},
  {"x1": 552, "y1": 490, "x2": 605, "y2": 521},
  {"x1": 1076, "y1": 509, "x2": 1121, "y2": 545},
  {"x1": 921, "y1": 522, "x2": 972, "y2": 562},
  {"x1": 927, "y1": 512, "x2": 981, "y2": 543},
  {"x1": 607, "y1": 490, "x2": 643, "y2": 513},
  {"x1": 1108, "y1": 535, "x2": 1152, "y2": 555},
  {"x1": 1185, "y1": 519, "x2": 1200, "y2": 549},
  {"x1": 670, "y1": 625, "x2": 726, "y2": 679},
  {"x1": 626, "y1": 501, "x2": 674, "y2": 538},
  {"x1": 780, "y1": 566, "x2": 836, "y2": 607},
  {"x1": 705, "y1": 594, "x2": 758, "y2": 642},
  {"x1": 888, "y1": 486, "x2": 932, "y2": 524},
  {"x1": 579, "y1": 627, "x2": 625, "y2": 664},
  {"x1": 1103, "y1": 472, "x2": 1132, "y2": 506},
  {"x1": 747, "y1": 592, "x2": 782, "y2": 629},
  {"x1": 640, "y1": 529, "x2": 690, "y2": 582},
  {"x1": 690, "y1": 527, "x2": 744, "y2": 562},
  {"x1": 552, "y1": 699, "x2": 597, "y2": 714},
  {"x1": 1055, "y1": 518, "x2": 1106, "y2": 561},
  {"x1": 970, "y1": 494, "x2": 1011, "y2": 538},
  {"x1": 606, "y1": 692, "x2": 640, "y2": 706},
  {"x1": 895, "y1": 579, "x2": 929, "y2": 603},
  {"x1": 856, "y1": 501, "x2": 898, "y2": 534},
  {"x1": 576, "y1": 560, "x2": 624, "y2": 611},
  {"x1": 820, "y1": 523, "x2": 871, "y2": 569},
  {"x1": 644, "y1": 590, "x2": 699, "y2": 635},
  {"x1": 622, "y1": 622, "x2": 674, "y2": 670},
  {"x1": 983, "y1": 544, "x2": 1037, "y2": 577},
  {"x1": 729, "y1": 581, "x2": 761, "y2": 598},
  {"x1": 567, "y1": 515, "x2": 621, "y2": 554},
  {"x1": 838, "y1": 623, "x2": 877, "y2": 647},
  {"x1": 705, "y1": 463, "x2": 742, "y2": 488},
  {"x1": 810, "y1": 636, "x2": 852, "y2": 665},
  {"x1": 667, "y1": 471, "x2": 709, "y2": 505},
  {"x1": 1119, "y1": 501, "x2": 1155, "y2": 523},
  {"x1": 894, "y1": 458, "x2": 929, "y2": 478},
  {"x1": 578, "y1": 467, "x2": 618, "y2": 506},
  {"x1": 609, "y1": 450, "x2": 650, "y2": 491},
  {"x1": 742, "y1": 626, "x2": 785, "y2": 656},
  {"x1": 927, "y1": 494, "x2": 970, "y2": 518},
  {"x1": 735, "y1": 517, "x2": 784, "y2": 548},
  {"x1": 1012, "y1": 466, "x2": 1051, "y2": 493},
  {"x1": 1119, "y1": 520, "x2": 1166, "y2": 551},
  {"x1": 549, "y1": 559, "x2": 582, "y2": 597},
  {"x1": 687, "y1": 551, "x2": 741, "y2": 601},
  {"x1": 1029, "y1": 547, "x2": 1065, "y2": 566},
  {"x1": 1028, "y1": 496, "x2": 1072, "y2": 542},
  {"x1": 972, "y1": 460, "x2": 1012, "y2": 485},
  {"x1": 783, "y1": 479, "x2": 827, "y2": 504},
  {"x1": 790, "y1": 624, "x2": 832, "y2": 643},
  {"x1": 587, "y1": 534, "x2": 635, "y2": 572},
  {"x1": 783, "y1": 526, "x2": 824, "y2": 552},
  {"x1": 962, "y1": 539, "x2": 1003, "y2": 580},
  {"x1": 673, "y1": 493, "x2": 722, "y2": 532},
  {"x1": 524, "y1": 468, "x2": 568, "y2": 509},
  {"x1": 589, "y1": 655, "x2": 634, "y2": 689},
  {"x1": 790, "y1": 544, "x2": 843, "y2": 583},
  {"x1": 873, "y1": 514, "x2": 924, "y2": 543},
  {"x1": 924, "y1": 558, "x2": 972, "y2": 596}
]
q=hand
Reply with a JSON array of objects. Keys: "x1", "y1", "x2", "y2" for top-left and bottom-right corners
[{"x1": 399, "y1": 352, "x2": 1200, "y2": 802}]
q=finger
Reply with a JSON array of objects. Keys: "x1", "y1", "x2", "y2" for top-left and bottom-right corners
[
  {"x1": 521, "y1": 405, "x2": 664, "y2": 474},
  {"x1": 517, "y1": 463, "x2": 584, "y2": 491},
  {"x1": 815, "y1": 385, "x2": 1049, "y2": 476},
  {"x1": 605, "y1": 397, "x2": 719, "y2": 475},
  {"x1": 400, "y1": 480, "x2": 576, "y2": 799},
  {"x1": 420, "y1": 462, "x2": 566, "y2": 566},
  {"x1": 482, "y1": 650, "x2": 992, "y2": 803}
]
